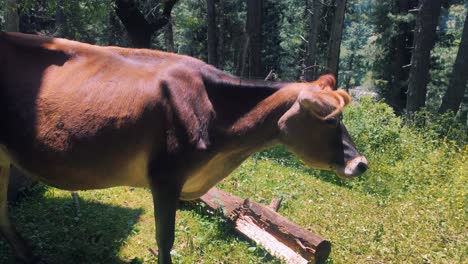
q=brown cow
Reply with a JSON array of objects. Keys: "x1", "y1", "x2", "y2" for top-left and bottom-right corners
[{"x1": 0, "y1": 32, "x2": 367, "y2": 264}]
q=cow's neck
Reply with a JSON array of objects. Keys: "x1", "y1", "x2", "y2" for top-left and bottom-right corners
[{"x1": 203, "y1": 70, "x2": 301, "y2": 153}]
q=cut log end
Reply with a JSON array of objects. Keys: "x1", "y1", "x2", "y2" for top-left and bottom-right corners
[{"x1": 315, "y1": 240, "x2": 332, "y2": 263}]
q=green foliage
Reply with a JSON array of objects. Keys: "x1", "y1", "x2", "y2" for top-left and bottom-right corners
[
  {"x1": 172, "y1": 0, "x2": 207, "y2": 60},
  {"x1": 411, "y1": 108, "x2": 468, "y2": 145},
  {"x1": 277, "y1": 0, "x2": 305, "y2": 81},
  {"x1": 339, "y1": 0, "x2": 374, "y2": 87},
  {"x1": 261, "y1": 0, "x2": 286, "y2": 78}
]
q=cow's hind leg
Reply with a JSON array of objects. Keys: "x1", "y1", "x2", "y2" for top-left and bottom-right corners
[{"x1": 0, "y1": 152, "x2": 38, "y2": 263}]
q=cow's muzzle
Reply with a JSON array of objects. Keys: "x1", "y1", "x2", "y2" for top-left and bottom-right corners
[{"x1": 337, "y1": 156, "x2": 368, "y2": 178}]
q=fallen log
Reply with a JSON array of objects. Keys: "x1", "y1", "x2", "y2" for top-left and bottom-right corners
[{"x1": 199, "y1": 187, "x2": 331, "y2": 264}]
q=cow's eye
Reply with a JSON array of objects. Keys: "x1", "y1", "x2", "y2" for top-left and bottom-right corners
[{"x1": 325, "y1": 117, "x2": 338, "y2": 126}]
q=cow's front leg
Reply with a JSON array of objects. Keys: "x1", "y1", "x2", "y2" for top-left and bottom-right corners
[{"x1": 150, "y1": 180, "x2": 179, "y2": 264}]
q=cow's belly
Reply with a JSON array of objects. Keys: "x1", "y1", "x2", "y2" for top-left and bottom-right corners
[
  {"x1": 39, "y1": 151, "x2": 151, "y2": 190},
  {"x1": 2, "y1": 144, "x2": 151, "y2": 191},
  {"x1": 180, "y1": 152, "x2": 248, "y2": 200}
]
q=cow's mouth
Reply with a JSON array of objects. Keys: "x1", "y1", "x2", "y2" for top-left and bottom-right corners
[{"x1": 336, "y1": 156, "x2": 368, "y2": 178}]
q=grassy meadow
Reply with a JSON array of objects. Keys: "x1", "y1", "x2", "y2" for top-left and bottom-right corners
[{"x1": 0, "y1": 97, "x2": 466, "y2": 263}]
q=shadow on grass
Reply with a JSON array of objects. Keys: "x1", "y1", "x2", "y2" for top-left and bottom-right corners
[
  {"x1": 255, "y1": 146, "x2": 356, "y2": 189},
  {"x1": 0, "y1": 185, "x2": 144, "y2": 264}
]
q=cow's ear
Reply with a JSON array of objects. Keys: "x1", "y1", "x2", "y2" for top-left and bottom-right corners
[
  {"x1": 315, "y1": 74, "x2": 336, "y2": 91},
  {"x1": 298, "y1": 89, "x2": 351, "y2": 119}
]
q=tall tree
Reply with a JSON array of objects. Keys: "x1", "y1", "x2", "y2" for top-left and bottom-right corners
[
  {"x1": 439, "y1": 11, "x2": 468, "y2": 114},
  {"x1": 246, "y1": 0, "x2": 264, "y2": 78},
  {"x1": 217, "y1": 0, "x2": 226, "y2": 69},
  {"x1": 108, "y1": 7, "x2": 125, "y2": 46},
  {"x1": 406, "y1": 0, "x2": 443, "y2": 114},
  {"x1": 305, "y1": 0, "x2": 322, "y2": 81},
  {"x1": 207, "y1": 0, "x2": 218, "y2": 66},
  {"x1": 55, "y1": 0, "x2": 68, "y2": 37},
  {"x1": 5, "y1": 0, "x2": 19, "y2": 32},
  {"x1": 369, "y1": 1, "x2": 418, "y2": 113},
  {"x1": 327, "y1": 0, "x2": 347, "y2": 81},
  {"x1": 115, "y1": 0, "x2": 178, "y2": 48},
  {"x1": 165, "y1": 20, "x2": 175, "y2": 52},
  {"x1": 388, "y1": 0, "x2": 417, "y2": 113}
]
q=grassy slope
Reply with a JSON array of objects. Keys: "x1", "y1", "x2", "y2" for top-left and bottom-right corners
[{"x1": 0, "y1": 98, "x2": 466, "y2": 263}]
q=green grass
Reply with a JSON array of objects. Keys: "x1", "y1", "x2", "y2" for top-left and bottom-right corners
[{"x1": 1, "y1": 98, "x2": 466, "y2": 263}]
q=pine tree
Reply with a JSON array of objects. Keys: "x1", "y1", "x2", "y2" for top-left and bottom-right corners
[
  {"x1": 439, "y1": 10, "x2": 468, "y2": 114},
  {"x1": 407, "y1": 0, "x2": 443, "y2": 114}
]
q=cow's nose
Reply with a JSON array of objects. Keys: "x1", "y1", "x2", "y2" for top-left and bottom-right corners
[
  {"x1": 356, "y1": 160, "x2": 368, "y2": 174},
  {"x1": 344, "y1": 156, "x2": 368, "y2": 177}
]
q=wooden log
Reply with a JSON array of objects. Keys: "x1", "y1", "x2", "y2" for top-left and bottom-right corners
[
  {"x1": 199, "y1": 188, "x2": 331, "y2": 264},
  {"x1": 269, "y1": 197, "x2": 282, "y2": 212}
]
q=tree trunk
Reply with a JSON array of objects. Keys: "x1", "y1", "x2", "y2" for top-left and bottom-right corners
[
  {"x1": 108, "y1": 8, "x2": 122, "y2": 46},
  {"x1": 406, "y1": 0, "x2": 443, "y2": 114},
  {"x1": 236, "y1": 34, "x2": 250, "y2": 77},
  {"x1": 305, "y1": 0, "x2": 322, "y2": 82},
  {"x1": 55, "y1": 0, "x2": 68, "y2": 38},
  {"x1": 115, "y1": 0, "x2": 178, "y2": 48},
  {"x1": 207, "y1": 0, "x2": 218, "y2": 66},
  {"x1": 5, "y1": 0, "x2": 19, "y2": 32},
  {"x1": 246, "y1": 0, "x2": 263, "y2": 78},
  {"x1": 217, "y1": 0, "x2": 225, "y2": 69},
  {"x1": 327, "y1": 0, "x2": 347, "y2": 81},
  {"x1": 343, "y1": 43, "x2": 355, "y2": 90},
  {"x1": 165, "y1": 20, "x2": 175, "y2": 52},
  {"x1": 439, "y1": 11, "x2": 468, "y2": 114},
  {"x1": 389, "y1": 0, "x2": 414, "y2": 113}
]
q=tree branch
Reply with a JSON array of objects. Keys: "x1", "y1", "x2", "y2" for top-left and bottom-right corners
[
  {"x1": 115, "y1": 0, "x2": 178, "y2": 48},
  {"x1": 151, "y1": 0, "x2": 178, "y2": 31}
]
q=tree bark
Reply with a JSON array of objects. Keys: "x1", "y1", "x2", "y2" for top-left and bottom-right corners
[
  {"x1": 55, "y1": 0, "x2": 68, "y2": 38},
  {"x1": 207, "y1": 0, "x2": 218, "y2": 66},
  {"x1": 236, "y1": 34, "x2": 250, "y2": 77},
  {"x1": 305, "y1": 0, "x2": 322, "y2": 82},
  {"x1": 389, "y1": 0, "x2": 414, "y2": 113},
  {"x1": 327, "y1": 0, "x2": 347, "y2": 81},
  {"x1": 5, "y1": 0, "x2": 19, "y2": 32},
  {"x1": 217, "y1": 0, "x2": 225, "y2": 69},
  {"x1": 406, "y1": 0, "x2": 443, "y2": 114},
  {"x1": 343, "y1": 43, "x2": 355, "y2": 90},
  {"x1": 108, "y1": 8, "x2": 123, "y2": 46},
  {"x1": 165, "y1": 20, "x2": 175, "y2": 52},
  {"x1": 115, "y1": 0, "x2": 178, "y2": 48},
  {"x1": 246, "y1": 0, "x2": 263, "y2": 78},
  {"x1": 439, "y1": 11, "x2": 468, "y2": 114}
]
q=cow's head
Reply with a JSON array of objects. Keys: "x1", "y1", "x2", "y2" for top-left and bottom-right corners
[{"x1": 278, "y1": 74, "x2": 368, "y2": 178}]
